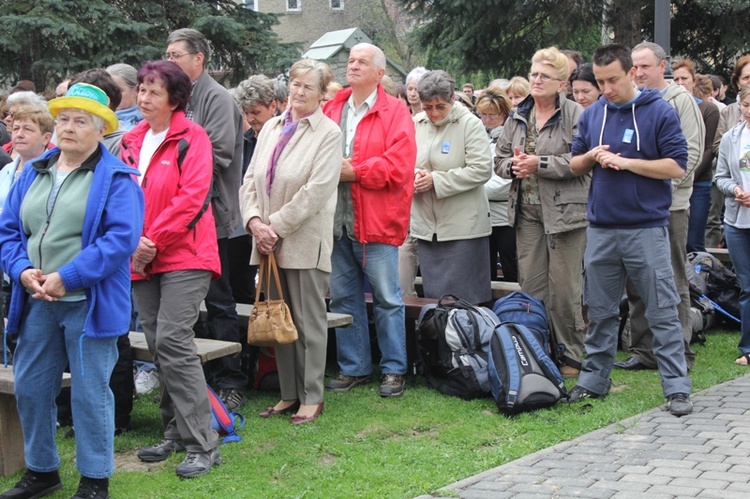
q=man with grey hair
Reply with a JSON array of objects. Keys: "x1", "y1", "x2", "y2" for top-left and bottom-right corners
[
  {"x1": 615, "y1": 42, "x2": 705, "y2": 372},
  {"x1": 164, "y1": 29, "x2": 247, "y2": 415},
  {"x1": 323, "y1": 43, "x2": 417, "y2": 398}
]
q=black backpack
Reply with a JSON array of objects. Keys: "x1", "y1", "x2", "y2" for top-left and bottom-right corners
[
  {"x1": 487, "y1": 323, "x2": 567, "y2": 415},
  {"x1": 416, "y1": 295, "x2": 499, "y2": 400},
  {"x1": 688, "y1": 252, "x2": 740, "y2": 324}
]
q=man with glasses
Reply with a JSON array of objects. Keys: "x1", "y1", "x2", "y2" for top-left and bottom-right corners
[{"x1": 164, "y1": 28, "x2": 247, "y2": 410}]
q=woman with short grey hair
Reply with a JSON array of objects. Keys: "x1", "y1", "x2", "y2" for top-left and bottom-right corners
[
  {"x1": 410, "y1": 70, "x2": 493, "y2": 304},
  {"x1": 107, "y1": 63, "x2": 142, "y2": 130},
  {"x1": 406, "y1": 66, "x2": 428, "y2": 115}
]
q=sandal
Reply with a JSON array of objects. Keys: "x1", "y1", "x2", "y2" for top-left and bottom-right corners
[{"x1": 735, "y1": 353, "x2": 750, "y2": 366}]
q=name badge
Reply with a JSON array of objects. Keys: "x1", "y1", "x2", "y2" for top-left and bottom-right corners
[
  {"x1": 441, "y1": 141, "x2": 450, "y2": 154},
  {"x1": 622, "y1": 129, "x2": 634, "y2": 144}
]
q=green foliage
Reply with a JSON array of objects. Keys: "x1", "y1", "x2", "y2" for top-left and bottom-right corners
[
  {"x1": 0, "y1": 0, "x2": 296, "y2": 91},
  {"x1": 1, "y1": 329, "x2": 745, "y2": 497}
]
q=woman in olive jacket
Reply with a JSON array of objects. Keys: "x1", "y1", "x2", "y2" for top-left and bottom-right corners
[{"x1": 495, "y1": 47, "x2": 589, "y2": 377}]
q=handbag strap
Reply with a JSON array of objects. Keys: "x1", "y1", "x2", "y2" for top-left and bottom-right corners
[
  {"x1": 267, "y1": 252, "x2": 285, "y2": 301},
  {"x1": 254, "y1": 254, "x2": 267, "y2": 304}
]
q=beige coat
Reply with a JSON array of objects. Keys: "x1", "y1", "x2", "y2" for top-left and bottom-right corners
[
  {"x1": 239, "y1": 107, "x2": 342, "y2": 271},
  {"x1": 410, "y1": 103, "x2": 492, "y2": 241}
]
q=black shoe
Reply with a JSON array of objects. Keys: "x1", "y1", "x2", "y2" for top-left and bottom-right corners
[
  {"x1": 666, "y1": 393, "x2": 693, "y2": 416},
  {"x1": 71, "y1": 477, "x2": 109, "y2": 499},
  {"x1": 325, "y1": 374, "x2": 372, "y2": 392},
  {"x1": 175, "y1": 448, "x2": 222, "y2": 478},
  {"x1": 138, "y1": 438, "x2": 186, "y2": 462},
  {"x1": 613, "y1": 356, "x2": 655, "y2": 371},
  {"x1": 564, "y1": 385, "x2": 604, "y2": 403},
  {"x1": 379, "y1": 374, "x2": 405, "y2": 398},
  {"x1": 0, "y1": 469, "x2": 62, "y2": 499}
]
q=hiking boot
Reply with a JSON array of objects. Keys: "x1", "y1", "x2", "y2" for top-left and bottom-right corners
[
  {"x1": 218, "y1": 388, "x2": 246, "y2": 411},
  {"x1": 0, "y1": 469, "x2": 62, "y2": 499},
  {"x1": 564, "y1": 385, "x2": 603, "y2": 403},
  {"x1": 560, "y1": 365, "x2": 580, "y2": 378},
  {"x1": 379, "y1": 374, "x2": 405, "y2": 398},
  {"x1": 138, "y1": 439, "x2": 186, "y2": 462},
  {"x1": 175, "y1": 449, "x2": 222, "y2": 478},
  {"x1": 71, "y1": 477, "x2": 109, "y2": 499},
  {"x1": 325, "y1": 374, "x2": 372, "y2": 392},
  {"x1": 666, "y1": 393, "x2": 693, "y2": 417}
]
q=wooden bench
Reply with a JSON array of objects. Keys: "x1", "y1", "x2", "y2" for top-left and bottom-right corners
[
  {"x1": 413, "y1": 277, "x2": 521, "y2": 301},
  {"x1": 1, "y1": 366, "x2": 71, "y2": 477},
  {"x1": 706, "y1": 247, "x2": 732, "y2": 265},
  {"x1": 129, "y1": 306, "x2": 353, "y2": 363}
]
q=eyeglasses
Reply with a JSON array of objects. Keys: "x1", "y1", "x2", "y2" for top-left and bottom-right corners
[
  {"x1": 164, "y1": 51, "x2": 195, "y2": 61},
  {"x1": 528, "y1": 72, "x2": 562, "y2": 83},
  {"x1": 479, "y1": 113, "x2": 499, "y2": 118}
]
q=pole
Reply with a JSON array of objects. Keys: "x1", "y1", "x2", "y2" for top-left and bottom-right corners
[{"x1": 654, "y1": 0, "x2": 672, "y2": 77}]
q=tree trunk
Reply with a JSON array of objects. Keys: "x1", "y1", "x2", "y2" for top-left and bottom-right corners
[{"x1": 607, "y1": 0, "x2": 644, "y2": 48}]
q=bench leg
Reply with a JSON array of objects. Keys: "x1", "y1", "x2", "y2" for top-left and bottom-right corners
[{"x1": 0, "y1": 393, "x2": 25, "y2": 477}]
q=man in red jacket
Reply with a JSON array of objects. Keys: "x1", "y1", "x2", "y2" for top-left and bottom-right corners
[{"x1": 323, "y1": 43, "x2": 417, "y2": 398}]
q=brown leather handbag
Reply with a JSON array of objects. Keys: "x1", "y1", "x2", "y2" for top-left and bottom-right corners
[{"x1": 246, "y1": 252, "x2": 298, "y2": 347}]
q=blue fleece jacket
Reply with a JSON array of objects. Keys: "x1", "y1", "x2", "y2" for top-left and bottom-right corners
[
  {"x1": 572, "y1": 88, "x2": 688, "y2": 228},
  {"x1": 0, "y1": 143, "x2": 144, "y2": 339}
]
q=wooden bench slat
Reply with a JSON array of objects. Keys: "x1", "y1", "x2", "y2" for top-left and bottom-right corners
[{"x1": 129, "y1": 332, "x2": 242, "y2": 364}]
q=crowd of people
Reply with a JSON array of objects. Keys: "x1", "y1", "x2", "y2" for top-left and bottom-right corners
[{"x1": 0, "y1": 28, "x2": 748, "y2": 498}]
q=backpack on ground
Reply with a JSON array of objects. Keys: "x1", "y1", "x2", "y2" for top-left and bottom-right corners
[
  {"x1": 487, "y1": 323, "x2": 567, "y2": 415},
  {"x1": 207, "y1": 384, "x2": 245, "y2": 443},
  {"x1": 688, "y1": 251, "x2": 740, "y2": 325},
  {"x1": 416, "y1": 294, "x2": 499, "y2": 399},
  {"x1": 492, "y1": 291, "x2": 560, "y2": 364}
]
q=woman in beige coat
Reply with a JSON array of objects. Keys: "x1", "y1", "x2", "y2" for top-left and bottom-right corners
[
  {"x1": 411, "y1": 70, "x2": 493, "y2": 304},
  {"x1": 239, "y1": 59, "x2": 342, "y2": 424}
]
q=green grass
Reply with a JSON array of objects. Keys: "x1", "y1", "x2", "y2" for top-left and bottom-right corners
[{"x1": 2, "y1": 329, "x2": 748, "y2": 498}]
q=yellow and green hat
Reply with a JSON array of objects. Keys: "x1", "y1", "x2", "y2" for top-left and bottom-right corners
[{"x1": 48, "y1": 83, "x2": 119, "y2": 135}]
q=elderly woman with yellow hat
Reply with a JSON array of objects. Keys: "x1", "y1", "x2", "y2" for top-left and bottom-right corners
[{"x1": 0, "y1": 82, "x2": 144, "y2": 499}]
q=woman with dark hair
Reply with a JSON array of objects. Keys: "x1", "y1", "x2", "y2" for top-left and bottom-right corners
[
  {"x1": 411, "y1": 70, "x2": 493, "y2": 303},
  {"x1": 570, "y1": 63, "x2": 601, "y2": 109},
  {"x1": 120, "y1": 60, "x2": 222, "y2": 478}
]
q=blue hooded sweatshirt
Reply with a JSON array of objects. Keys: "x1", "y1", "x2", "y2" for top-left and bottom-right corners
[{"x1": 572, "y1": 88, "x2": 688, "y2": 229}]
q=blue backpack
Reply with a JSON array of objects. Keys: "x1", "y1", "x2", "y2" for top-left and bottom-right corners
[
  {"x1": 207, "y1": 385, "x2": 246, "y2": 443},
  {"x1": 487, "y1": 323, "x2": 567, "y2": 415},
  {"x1": 492, "y1": 291, "x2": 559, "y2": 363}
]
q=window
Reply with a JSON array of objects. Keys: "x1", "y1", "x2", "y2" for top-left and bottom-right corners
[
  {"x1": 242, "y1": 0, "x2": 257, "y2": 10},
  {"x1": 330, "y1": 0, "x2": 344, "y2": 10},
  {"x1": 286, "y1": 0, "x2": 301, "y2": 11}
]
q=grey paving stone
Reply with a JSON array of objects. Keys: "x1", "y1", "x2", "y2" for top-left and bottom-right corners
[
  {"x1": 579, "y1": 470, "x2": 624, "y2": 482},
  {"x1": 649, "y1": 466, "x2": 702, "y2": 478},
  {"x1": 540, "y1": 476, "x2": 596, "y2": 489},
  {"x1": 589, "y1": 480, "x2": 650, "y2": 493},
  {"x1": 725, "y1": 455, "x2": 750, "y2": 465},
  {"x1": 506, "y1": 483, "x2": 561, "y2": 495},
  {"x1": 658, "y1": 443, "x2": 717, "y2": 453},
  {"x1": 493, "y1": 473, "x2": 545, "y2": 484},
  {"x1": 695, "y1": 490, "x2": 747, "y2": 499},
  {"x1": 700, "y1": 470, "x2": 750, "y2": 483},
  {"x1": 458, "y1": 490, "x2": 514, "y2": 499},
  {"x1": 652, "y1": 428, "x2": 700, "y2": 438},
  {"x1": 647, "y1": 484, "x2": 701, "y2": 497},
  {"x1": 653, "y1": 435, "x2": 709, "y2": 445},
  {"x1": 470, "y1": 481, "x2": 514, "y2": 492},
  {"x1": 543, "y1": 467, "x2": 582, "y2": 478},
  {"x1": 685, "y1": 452, "x2": 727, "y2": 463},
  {"x1": 616, "y1": 465, "x2": 654, "y2": 474},
  {"x1": 670, "y1": 477, "x2": 730, "y2": 490},
  {"x1": 728, "y1": 464, "x2": 750, "y2": 474},
  {"x1": 619, "y1": 473, "x2": 671, "y2": 486},
  {"x1": 646, "y1": 458, "x2": 697, "y2": 469},
  {"x1": 694, "y1": 461, "x2": 732, "y2": 472},
  {"x1": 534, "y1": 458, "x2": 588, "y2": 470},
  {"x1": 697, "y1": 430, "x2": 734, "y2": 439},
  {"x1": 710, "y1": 445, "x2": 750, "y2": 457}
]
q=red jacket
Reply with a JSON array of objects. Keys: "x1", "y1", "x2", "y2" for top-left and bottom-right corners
[
  {"x1": 323, "y1": 85, "x2": 416, "y2": 246},
  {"x1": 120, "y1": 111, "x2": 220, "y2": 281}
]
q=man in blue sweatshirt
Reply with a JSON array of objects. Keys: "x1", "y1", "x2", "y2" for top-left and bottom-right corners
[{"x1": 568, "y1": 44, "x2": 693, "y2": 416}]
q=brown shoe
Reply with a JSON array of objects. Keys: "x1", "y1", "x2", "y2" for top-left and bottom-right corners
[
  {"x1": 560, "y1": 365, "x2": 580, "y2": 378},
  {"x1": 325, "y1": 374, "x2": 372, "y2": 392},
  {"x1": 379, "y1": 374, "x2": 405, "y2": 397}
]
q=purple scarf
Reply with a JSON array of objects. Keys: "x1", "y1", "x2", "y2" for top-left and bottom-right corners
[{"x1": 266, "y1": 109, "x2": 315, "y2": 195}]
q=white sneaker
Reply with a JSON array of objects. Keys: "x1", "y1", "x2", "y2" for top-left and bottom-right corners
[{"x1": 134, "y1": 369, "x2": 160, "y2": 395}]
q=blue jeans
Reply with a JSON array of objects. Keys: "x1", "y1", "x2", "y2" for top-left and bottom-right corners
[
  {"x1": 14, "y1": 299, "x2": 118, "y2": 478},
  {"x1": 724, "y1": 224, "x2": 750, "y2": 354},
  {"x1": 329, "y1": 235, "x2": 407, "y2": 376},
  {"x1": 687, "y1": 181, "x2": 712, "y2": 253}
]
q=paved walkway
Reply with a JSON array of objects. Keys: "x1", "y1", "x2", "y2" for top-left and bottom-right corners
[{"x1": 418, "y1": 373, "x2": 750, "y2": 498}]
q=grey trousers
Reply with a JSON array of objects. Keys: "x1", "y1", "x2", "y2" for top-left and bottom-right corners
[
  {"x1": 133, "y1": 270, "x2": 219, "y2": 453},
  {"x1": 398, "y1": 234, "x2": 419, "y2": 298},
  {"x1": 705, "y1": 183, "x2": 725, "y2": 247},
  {"x1": 275, "y1": 267, "x2": 330, "y2": 405},
  {"x1": 516, "y1": 204, "x2": 587, "y2": 365},
  {"x1": 580, "y1": 227, "x2": 691, "y2": 397},
  {"x1": 626, "y1": 210, "x2": 695, "y2": 369}
]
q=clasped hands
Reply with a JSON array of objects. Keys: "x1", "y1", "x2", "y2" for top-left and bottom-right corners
[
  {"x1": 132, "y1": 236, "x2": 157, "y2": 277},
  {"x1": 734, "y1": 186, "x2": 750, "y2": 208},
  {"x1": 249, "y1": 218, "x2": 279, "y2": 255},
  {"x1": 20, "y1": 269, "x2": 66, "y2": 301},
  {"x1": 414, "y1": 169, "x2": 434, "y2": 194},
  {"x1": 510, "y1": 147, "x2": 540, "y2": 178},
  {"x1": 588, "y1": 145, "x2": 630, "y2": 171}
]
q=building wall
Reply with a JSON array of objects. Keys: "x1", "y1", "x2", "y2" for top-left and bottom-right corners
[{"x1": 258, "y1": 0, "x2": 366, "y2": 52}]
